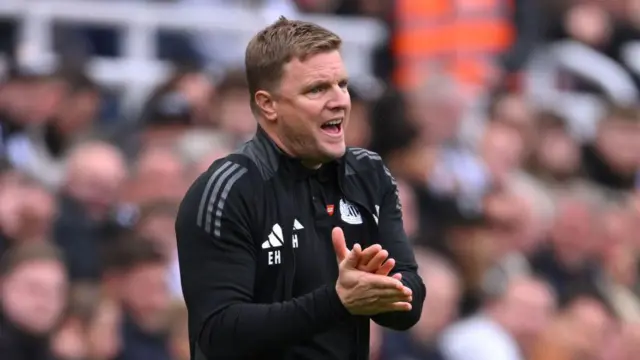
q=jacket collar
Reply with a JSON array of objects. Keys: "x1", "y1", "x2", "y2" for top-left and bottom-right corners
[
  {"x1": 254, "y1": 126, "x2": 342, "y2": 180},
  {"x1": 252, "y1": 127, "x2": 372, "y2": 211}
]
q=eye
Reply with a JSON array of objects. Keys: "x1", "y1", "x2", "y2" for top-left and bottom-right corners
[{"x1": 338, "y1": 80, "x2": 349, "y2": 89}]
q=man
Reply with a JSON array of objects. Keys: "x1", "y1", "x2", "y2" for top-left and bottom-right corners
[
  {"x1": 55, "y1": 140, "x2": 127, "y2": 281},
  {"x1": 440, "y1": 276, "x2": 555, "y2": 360},
  {"x1": 0, "y1": 242, "x2": 68, "y2": 360},
  {"x1": 176, "y1": 16, "x2": 426, "y2": 360},
  {"x1": 109, "y1": 239, "x2": 172, "y2": 360}
]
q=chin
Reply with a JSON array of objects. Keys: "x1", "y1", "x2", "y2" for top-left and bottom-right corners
[{"x1": 320, "y1": 143, "x2": 346, "y2": 161}]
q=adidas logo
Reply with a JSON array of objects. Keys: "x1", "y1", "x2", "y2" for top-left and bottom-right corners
[
  {"x1": 262, "y1": 219, "x2": 304, "y2": 249},
  {"x1": 262, "y1": 224, "x2": 284, "y2": 249}
]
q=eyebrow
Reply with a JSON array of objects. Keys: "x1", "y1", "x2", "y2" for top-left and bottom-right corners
[{"x1": 303, "y1": 77, "x2": 349, "y2": 89}]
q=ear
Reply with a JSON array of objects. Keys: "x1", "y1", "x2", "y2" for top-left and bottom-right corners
[{"x1": 254, "y1": 90, "x2": 277, "y2": 122}]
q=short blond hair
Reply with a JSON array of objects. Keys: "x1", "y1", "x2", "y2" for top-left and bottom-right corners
[{"x1": 245, "y1": 16, "x2": 342, "y2": 112}]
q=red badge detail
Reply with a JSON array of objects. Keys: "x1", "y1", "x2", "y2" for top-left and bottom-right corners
[{"x1": 326, "y1": 204, "x2": 335, "y2": 216}]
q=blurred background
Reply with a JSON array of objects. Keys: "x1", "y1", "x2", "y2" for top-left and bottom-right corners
[{"x1": 1, "y1": 0, "x2": 640, "y2": 359}]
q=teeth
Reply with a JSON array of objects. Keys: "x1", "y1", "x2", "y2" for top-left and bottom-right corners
[{"x1": 324, "y1": 119, "x2": 342, "y2": 126}]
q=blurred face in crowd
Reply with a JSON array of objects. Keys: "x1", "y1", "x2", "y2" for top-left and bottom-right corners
[
  {"x1": 177, "y1": 72, "x2": 212, "y2": 110},
  {"x1": 217, "y1": 89, "x2": 256, "y2": 143},
  {"x1": 258, "y1": 50, "x2": 351, "y2": 168},
  {"x1": 126, "y1": 147, "x2": 186, "y2": 203},
  {"x1": 496, "y1": 277, "x2": 555, "y2": 351},
  {"x1": 596, "y1": 115, "x2": 640, "y2": 172},
  {"x1": 564, "y1": 298, "x2": 613, "y2": 359},
  {"x1": 550, "y1": 198, "x2": 596, "y2": 266},
  {"x1": 599, "y1": 208, "x2": 634, "y2": 254},
  {"x1": 120, "y1": 262, "x2": 170, "y2": 332},
  {"x1": 535, "y1": 126, "x2": 581, "y2": 179},
  {"x1": 0, "y1": 78, "x2": 30, "y2": 121},
  {"x1": 137, "y1": 213, "x2": 177, "y2": 260},
  {"x1": 406, "y1": 86, "x2": 462, "y2": 145},
  {"x1": 484, "y1": 190, "x2": 535, "y2": 254},
  {"x1": 55, "y1": 89, "x2": 100, "y2": 134},
  {"x1": 26, "y1": 77, "x2": 68, "y2": 125},
  {"x1": 413, "y1": 258, "x2": 461, "y2": 342},
  {"x1": 344, "y1": 98, "x2": 371, "y2": 148},
  {"x1": 481, "y1": 123, "x2": 525, "y2": 185},
  {"x1": 0, "y1": 173, "x2": 56, "y2": 243},
  {"x1": 565, "y1": 3, "x2": 611, "y2": 46},
  {"x1": 65, "y1": 143, "x2": 127, "y2": 220},
  {"x1": 492, "y1": 94, "x2": 536, "y2": 154},
  {"x1": 1, "y1": 259, "x2": 67, "y2": 334}
]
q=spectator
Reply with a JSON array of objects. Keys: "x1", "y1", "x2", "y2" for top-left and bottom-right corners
[
  {"x1": 529, "y1": 295, "x2": 613, "y2": 360},
  {"x1": 211, "y1": 68, "x2": 256, "y2": 146},
  {"x1": 440, "y1": 276, "x2": 556, "y2": 360},
  {"x1": 529, "y1": 191, "x2": 605, "y2": 305},
  {"x1": 166, "y1": 300, "x2": 190, "y2": 360},
  {"x1": 582, "y1": 105, "x2": 640, "y2": 191},
  {"x1": 0, "y1": 242, "x2": 68, "y2": 360},
  {"x1": 134, "y1": 200, "x2": 182, "y2": 298},
  {"x1": 381, "y1": 249, "x2": 461, "y2": 360},
  {"x1": 109, "y1": 239, "x2": 172, "y2": 360},
  {"x1": 122, "y1": 145, "x2": 187, "y2": 204},
  {"x1": 54, "y1": 140, "x2": 127, "y2": 281}
]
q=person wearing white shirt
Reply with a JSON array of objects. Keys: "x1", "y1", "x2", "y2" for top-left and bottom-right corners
[{"x1": 440, "y1": 276, "x2": 556, "y2": 360}]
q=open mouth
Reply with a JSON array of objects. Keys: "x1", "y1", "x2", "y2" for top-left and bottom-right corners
[{"x1": 320, "y1": 118, "x2": 343, "y2": 135}]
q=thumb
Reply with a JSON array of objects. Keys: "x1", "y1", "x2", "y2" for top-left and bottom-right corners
[{"x1": 332, "y1": 227, "x2": 348, "y2": 263}]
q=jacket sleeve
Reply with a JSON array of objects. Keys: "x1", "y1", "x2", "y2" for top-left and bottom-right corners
[
  {"x1": 371, "y1": 164, "x2": 426, "y2": 331},
  {"x1": 176, "y1": 159, "x2": 350, "y2": 359}
]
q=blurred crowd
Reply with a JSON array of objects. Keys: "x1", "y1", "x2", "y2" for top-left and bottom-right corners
[{"x1": 1, "y1": 0, "x2": 640, "y2": 360}]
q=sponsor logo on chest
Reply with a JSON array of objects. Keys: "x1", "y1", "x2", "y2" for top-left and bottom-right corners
[{"x1": 262, "y1": 219, "x2": 304, "y2": 265}]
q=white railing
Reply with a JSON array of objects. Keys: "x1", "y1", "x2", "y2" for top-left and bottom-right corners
[{"x1": 0, "y1": 0, "x2": 387, "y2": 114}]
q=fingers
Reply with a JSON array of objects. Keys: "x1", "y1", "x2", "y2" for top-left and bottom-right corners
[
  {"x1": 332, "y1": 227, "x2": 348, "y2": 263},
  {"x1": 364, "y1": 273, "x2": 405, "y2": 291},
  {"x1": 359, "y1": 249, "x2": 388, "y2": 273},
  {"x1": 357, "y1": 244, "x2": 382, "y2": 268},
  {"x1": 381, "y1": 302, "x2": 412, "y2": 312},
  {"x1": 373, "y1": 286, "x2": 413, "y2": 303},
  {"x1": 391, "y1": 273, "x2": 402, "y2": 281},
  {"x1": 343, "y1": 243, "x2": 362, "y2": 269},
  {"x1": 374, "y1": 258, "x2": 395, "y2": 276}
]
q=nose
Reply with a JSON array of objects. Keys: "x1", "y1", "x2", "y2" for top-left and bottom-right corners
[{"x1": 326, "y1": 85, "x2": 350, "y2": 112}]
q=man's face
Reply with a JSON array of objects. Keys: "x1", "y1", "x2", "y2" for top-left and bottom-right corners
[
  {"x1": 137, "y1": 214, "x2": 177, "y2": 260},
  {"x1": 1, "y1": 260, "x2": 67, "y2": 334},
  {"x1": 120, "y1": 263, "x2": 170, "y2": 332},
  {"x1": 597, "y1": 118, "x2": 640, "y2": 169},
  {"x1": 271, "y1": 50, "x2": 351, "y2": 165}
]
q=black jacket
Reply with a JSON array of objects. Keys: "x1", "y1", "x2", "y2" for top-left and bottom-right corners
[
  {"x1": 0, "y1": 309, "x2": 52, "y2": 360},
  {"x1": 176, "y1": 128, "x2": 426, "y2": 359}
]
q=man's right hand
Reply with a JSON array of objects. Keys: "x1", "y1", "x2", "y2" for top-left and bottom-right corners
[{"x1": 332, "y1": 228, "x2": 413, "y2": 316}]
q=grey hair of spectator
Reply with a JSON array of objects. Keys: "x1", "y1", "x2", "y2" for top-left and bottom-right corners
[
  {"x1": 63, "y1": 140, "x2": 127, "y2": 183},
  {"x1": 174, "y1": 129, "x2": 233, "y2": 166},
  {"x1": 481, "y1": 273, "x2": 557, "y2": 306},
  {"x1": 507, "y1": 175, "x2": 556, "y2": 230}
]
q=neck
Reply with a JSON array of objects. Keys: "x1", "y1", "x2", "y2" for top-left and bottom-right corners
[
  {"x1": 486, "y1": 307, "x2": 511, "y2": 333},
  {"x1": 259, "y1": 125, "x2": 323, "y2": 169}
]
